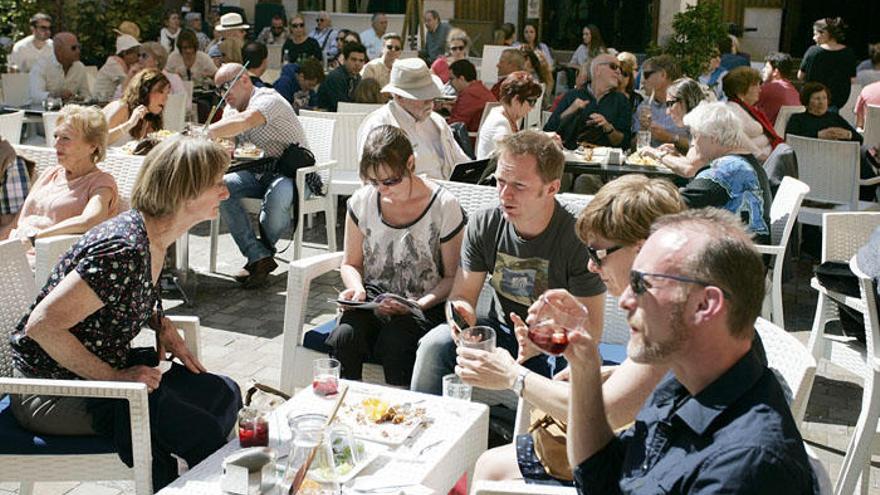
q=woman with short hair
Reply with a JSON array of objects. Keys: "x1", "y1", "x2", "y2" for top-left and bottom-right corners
[
  {"x1": 431, "y1": 28, "x2": 471, "y2": 84},
  {"x1": 723, "y1": 66, "x2": 783, "y2": 162},
  {"x1": 103, "y1": 68, "x2": 170, "y2": 146},
  {"x1": 166, "y1": 29, "x2": 217, "y2": 85},
  {"x1": 798, "y1": 17, "x2": 858, "y2": 110},
  {"x1": 476, "y1": 71, "x2": 542, "y2": 159},
  {"x1": 639, "y1": 77, "x2": 709, "y2": 177}
]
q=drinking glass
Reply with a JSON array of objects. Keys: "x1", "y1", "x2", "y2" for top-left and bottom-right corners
[
  {"x1": 283, "y1": 413, "x2": 340, "y2": 494},
  {"x1": 238, "y1": 406, "x2": 269, "y2": 447},
  {"x1": 442, "y1": 373, "x2": 472, "y2": 401},
  {"x1": 636, "y1": 130, "x2": 652, "y2": 150},
  {"x1": 313, "y1": 358, "x2": 340, "y2": 397},
  {"x1": 527, "y1": 294, "x2": 590, "y2": 356},
  {"x1": 459, "y1": 326, "x2": 496, "y2": 352}
]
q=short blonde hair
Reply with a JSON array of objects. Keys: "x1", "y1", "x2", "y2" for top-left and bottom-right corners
[
  {"x1": 131, "y1": 135, "x2": 229, "y2": 217},
  {"x1": 55, "y1": 104, "x2": 108, "y2": 163},
  {"x1": 576, "y1": 174, "x2": 685, "y2": 246},
  {"x1": 140, "y1": 41, "x2": 168, "y2": 70}
]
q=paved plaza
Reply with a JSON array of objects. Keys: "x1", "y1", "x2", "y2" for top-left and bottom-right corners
[{"x1": 2, "y1": 216, "x2": 879, "y2": 494}]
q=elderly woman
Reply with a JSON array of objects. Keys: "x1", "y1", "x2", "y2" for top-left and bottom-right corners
[
  {"x1": 476, "y1": 71, "x2": 542, "y2": 159},
  {"x1": 722, "y1": 66, "x2": 783, "y2": 162},
  {"x1": 679, "y1": 102, "x2": 772, "y2": 243},
  {"x1": 136, "y1": 41, "x2": 186, "y2": 95},
  {"x1": 3, "y1": 105, "x2": 118, "y2": 254},
  {"x1": 93, "y1": 34, "x2": 142, "y2": 102},
  {"x1": 9, "y1": 135, "x2": 240, "y2": 490},
  {"x1": 639, "y1": 78, "x2": 709, "y2": 177},
  {"x1": 798, "y1": 17, "x2": 858, "y2": 110},
  {"x1": 431, "y1": 29, "x2": 470, "y2": 84},
  {"x1": 104, "y1": 68, "x2": 170, "y2": 146},
  {"x1": 328, "y1": 125, "x2": 464, "y2": 386}
]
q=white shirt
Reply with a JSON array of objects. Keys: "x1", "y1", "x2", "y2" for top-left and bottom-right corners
[
  {"x1": 360, "y1": 58, "x2": 391, "y2": 88},
  {"x1": 360, "y1": 28, "x2": 383, "y2": 60},
  {"x1": 160, "y1": 27, "x2": 181, "y2": 54},
  {"x1": 725, "y1": 101, "x2": 771, "y2": 162},
  {"x1": 476, "y1": 105, "x2": 513, "y2": 159},
  {"x1": 29, "y1": 55, "x2": 90, "y2": 102},
  {"x1": 166, "y1": 51, "x2": 217, "y2": 83},
  {"x1": 9, "y1": 35, "x2": 54, "y2": 73},
  {"x1": 94, "y1": 56, "x2": 128, "y2": 102}
]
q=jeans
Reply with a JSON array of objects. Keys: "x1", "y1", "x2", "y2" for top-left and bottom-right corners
[{"x1": 220, "y1": 170, "x2": 298, "y2": 263}]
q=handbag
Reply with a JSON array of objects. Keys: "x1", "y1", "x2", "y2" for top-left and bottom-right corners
[
  {"x1": 276, "y1": 142, "x2": 324, "y2": 196},
  {"x1": 528, "y1": 407, "x2": 573, "y2": 481}
]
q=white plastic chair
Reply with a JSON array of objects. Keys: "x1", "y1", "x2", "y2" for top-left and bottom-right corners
[
  {"x1": 162, "y1": 92, "x2": 187, "y2": 132},
  {"x1": 267, "y1": 44, "x2": 283, "y2": 70},
  {"x1": 13, "y1": 144, "x2": 56, "y2": 175},
  {"x1": 1, "y1": 73, "x2": 30, "y2": 106},
  {"x1": 41, "y1": 111, "x2": 61, "y2": 147},
  {"x1": 336, "y1": 102, "x2": 383, "y2": 113},
  {"x1": 774, "y1": 105, "x2": 805, "y2": 137},
  {"x1": 0, "y1": 110, "x2": 24, "y2": 145},
  {"x1": 863, "y1": 104, "x2": 880, "y2": 148},
  {"x1": 542, "y1": 110, "x2": 552, "y2": 127},
  {"x1": 756, "y1": 177, "x2": 810, "y2": 327},
  {"x1": 786, "y1": 134, "x2": 880, "y2": 226},
  {"x1": 480, "y1": 45, "x2": 509, "y2": 86},
  {"x1": 840, "y1": 83, "x2": 862, "y2": 127},
  {"x1": 524, "y1": 83, "x2": 545, "y2": 130}
]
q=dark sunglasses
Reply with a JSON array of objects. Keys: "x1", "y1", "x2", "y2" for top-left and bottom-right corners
[
  {"x1": 587, "y1": 245, "x2": 623, "y2": 267},
  {"x1": 367, "y1": 176, "x2": 404, "y2": 187},
  {"x1": 449, "y1": 45, "x2": 466, "y2": 52},
  {"x1": 665, "y1": 98, "x2": 679, "y2": 108},
  {"x1": 385, "y1": 44, "x2": 401, "y2": 51},
  {"x1": 215, "y1": 80, "x2": 235, "y2": 96},
  {"x1": 291, "y1": 22, "x2": 305, "y2": 27},
  {"x1": 629, "y1": 270, "x2": 730, "y2": 298},
  {"x1": 525, "y1": 96, "x2": 538, "y2": 107},
  {"x1": 598, "y1": 61, "x2": 621, "y2": 71}
]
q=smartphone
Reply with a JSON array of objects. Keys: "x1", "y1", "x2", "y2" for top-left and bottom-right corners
[{"x1": 445, "y1": 301, "x2": 470, "y2": 334}]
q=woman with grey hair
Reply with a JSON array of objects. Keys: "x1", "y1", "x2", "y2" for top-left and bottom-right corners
[{"x1": 678, "y1": 101, "x2": 772, "y2": 243}]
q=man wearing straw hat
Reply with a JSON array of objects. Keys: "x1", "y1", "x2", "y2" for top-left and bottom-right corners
[
  {"x1": 356, "y1": 58, "x2": 469, "y2": 180},
  {"x1": 214, "y1": 12, "x2": 249, "y2": 42},
  {"x1": 93, "y1": 33, "x2": 141, "y2": 101}
]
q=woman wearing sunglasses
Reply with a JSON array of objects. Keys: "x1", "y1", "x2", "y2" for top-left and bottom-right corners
[
  {"x1": 327, "y1": 125, "x2": 465, "y2": 386},
  {"x1": 281, "y1": 14, "x2": 322, "y2": 65},
  {"x1": 638, "y1": 77, "x2": 708, "y2": 178},
  {"x1": 430, "y1": 28, "x2": 471, "y2": 84},
  {"x1": 476, "y1": 71, "x2": 542, "y2": 159}
]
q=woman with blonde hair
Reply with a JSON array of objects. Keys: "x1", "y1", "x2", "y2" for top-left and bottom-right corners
[
  {"x1": 219, "y1": 37, "x2": 243, "y2": 64},
  {"x1": 103, "y1": 68, "x2": 170, "y2": 146},
  {"x1": 431, "y1": 28, "x2": 470, "y2": 83}
]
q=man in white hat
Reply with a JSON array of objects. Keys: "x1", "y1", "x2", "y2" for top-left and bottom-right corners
[
  {"x1": 356, "y1": 58, "x2": 469, "y2": 180},
  {"x1": 215, "y1": 12, "x2": 250, "y2": 41},
  {"x1": 93, "y1": 33, "x2": 142, "y2": 101}
]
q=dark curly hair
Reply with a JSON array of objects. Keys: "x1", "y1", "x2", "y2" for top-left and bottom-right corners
[{"x1": 813, "y1": 17, "x2": 847, "y2": 42}]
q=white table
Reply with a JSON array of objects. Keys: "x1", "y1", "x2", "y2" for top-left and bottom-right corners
[{"x1": 157, "y1": 381, "x2": 490, "y2": 494}]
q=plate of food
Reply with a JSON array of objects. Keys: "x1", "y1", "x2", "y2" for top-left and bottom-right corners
[
  {"x1": 234, "y1": 143, "x2": 264, "y2": 160},
  {"x1": 626, "y1": 151, "x2": 661, "y2": 167},
  {"x1": 148, "y1": 129, "x2": 176, "y2": 140},
  {"x1": 337, "y1": 396, "x2": 427, "y2": 446}
]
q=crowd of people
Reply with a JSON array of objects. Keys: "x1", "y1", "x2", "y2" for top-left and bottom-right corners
[{"x1": 2, "y1": 5, "x2": 879, "y2": 493}]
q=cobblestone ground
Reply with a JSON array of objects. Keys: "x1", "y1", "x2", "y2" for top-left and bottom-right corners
[{"x1": 3, "y1": 216, "x2": 878, "y2": 494}]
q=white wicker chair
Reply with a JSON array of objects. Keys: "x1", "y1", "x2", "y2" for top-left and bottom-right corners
[
  {"x1": 774, "y1": 105, "x2": 805, "y2": 137},
  {"x1": 864, "y1": 104, "x2": 880, "y2": 148},
  {"x1": 787, "y1": 135, "x2": 880, "y2": 226},
  {"x1": 840, "y1": 83, "x2": 862, "y2": 127},
  {"x1": 0, "y1": 110, "x2": 24, "y2": 145},
  {"x1": 1, "y1": 73, "x2": 29, "y2": 106},
  {"x1": 802, "y1": 212, "x2": 880, "y2": 495},
  {"x1": 524, "y1": 84, "x2": 545, "y2": 130},
  {"x1": 162, "y1": 92, "x2": 188, "y2": 132},
  {"x1": 336, "y1": 102, "x2": 383, "y2": 113},
  {"x1": 41, "y1": 111, "x2": 61, "y2": 147},
  {"x1": 267, "y1": 44, "x2": 283, "y2": 70},
  {"x1": 756, "y1": 177, "x2": 810, "y2": 327},
  {"x1": 14, "y1": 144, "x2": 57, "y2": 175},
  {"x1": 208, "y1": 116, "x2": 337, "y2": 272}
]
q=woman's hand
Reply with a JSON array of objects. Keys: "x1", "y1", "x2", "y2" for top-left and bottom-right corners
[
  {"x1": 154, "y1": 315, "x2": 207, "y2": 373},
  {"x1": 127, "y1": 105, "x2": 149, "y2": 129},
  {"x1": 375, "y1": 297, "x2": 414, "y2": 316},
  {"x1": 338, "y1": 287, "x2": 366, "y2": 311},
  {"x1": 510, "y1": 313, "x2": 541, "y2": 364},
  {"x1": 116, "y1": 365, "x2": 162, "y2": 392}
]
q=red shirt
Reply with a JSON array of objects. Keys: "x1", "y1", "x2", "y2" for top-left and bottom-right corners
[
  {"x1": 448, "y1": 80, "x2": 498, "y2": 132},
  {"x1": 491, "y1": 77, "x2": 505, "y2": 100},
  {"x1": 756, "y1": 79, "x2": 800, "y2": 125}
]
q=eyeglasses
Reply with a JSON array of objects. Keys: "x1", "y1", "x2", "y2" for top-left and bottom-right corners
[
  {"x1": 317, "y1": 18, "x2": 328, "y2": 23},
  {"x1": 525, "y1": 96, "x2": 538, "y2": 107},
  {"x1": 291, "y1": 22, "x2": 305, "y2": 27},
  {"x1": 598, "y1": 61, "x2": 621, "y2": 72},
  {"x1": 629, "y1": 270, "x2": 730, "y2": 298},
  {"x1": 215, "y1": 80, "x2": 235, "y2": 95},
  {"x1": 367, "y1": 176, "x2": 404, "y2": 187},
  {"x1": 385, "y1": 44, "x2": 401, "y2": 51},
  {"x1": 665, "y1": 98, "x2": 679, "y2": 108},
  {"x1": 449, "y1": 45, "x2": 466, "y2": 52},
  {"x1": 586, "y1": 245, "x2": 624, "y2": 267}
]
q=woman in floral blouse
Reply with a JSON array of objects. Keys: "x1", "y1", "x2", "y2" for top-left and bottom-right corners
[{"x1": 10, "y1": 135, "x2": 240, "y2": 490}]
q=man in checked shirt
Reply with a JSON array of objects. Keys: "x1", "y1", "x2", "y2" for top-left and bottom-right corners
[{"x1": 0, "y1": 138, "x2": 34, "y2": 239}]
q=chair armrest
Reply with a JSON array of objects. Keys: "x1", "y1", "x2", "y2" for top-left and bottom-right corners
[
  {"x1": 754, "y1": 244, "x2": 784, "y2": 256},
  {"x1": 33, "y1": 234, "x2": 81, "y2": 288},
  {"x1": 296, "y1": 159, "x2": 338, "y2": 196},
  {"x1": 472, "y1": 480, "x2": 577, "y2": 494},
  {"x1": 168, "y1": 315, "x2": 201, "y2": 362},
  {"x1": 860, "y1": 176, "x2": 880, "y2": 186}
]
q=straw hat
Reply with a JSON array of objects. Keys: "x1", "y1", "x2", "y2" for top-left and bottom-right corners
[
  {"x1": 115, "y1": 34, "x2": 141, "y2": 54},
  {"x1": 113, "y1": 21, "x2": 141, "y2": 41},
  {"x1": 381, "y1": 58, "x2": 442, "y2": 100},
  {"x1": 215, "y1": 12, "x2": 250, "y2": 32}
]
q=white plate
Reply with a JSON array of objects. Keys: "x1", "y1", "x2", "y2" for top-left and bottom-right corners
[
  {"x1": 234, "y1": 148, "x2": 265, "y2": 160},
  {"x1": 337, "y1": 396, "x2": 426, "y2": 446}
]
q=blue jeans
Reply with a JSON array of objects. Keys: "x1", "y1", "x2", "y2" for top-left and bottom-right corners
[{"x1": 220, "y1": 170, "x2": 297, "y2": 263}]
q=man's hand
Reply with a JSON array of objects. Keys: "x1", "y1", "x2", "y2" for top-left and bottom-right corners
[
  {"x1": 588, "y1": 113, "x2": 611, "y2": 132},
  {"x1": 155, "y1": 316, "x2": 207, "y2": 374},
  {"x1": 511, "y1": 313, "x2": 541, "y2": 363},
  {"x1": 116, "y1": 365, "x2": 162, "y2": 392},
  {"x1": 649, "y1": 123, "x2": 675, "y2": 144},
  {"x1": 455, "y1": 347, "x2": 518, "y2": 390},
  {"x1": 562, "y1": 328, "x2": 602, "y2": 370}
]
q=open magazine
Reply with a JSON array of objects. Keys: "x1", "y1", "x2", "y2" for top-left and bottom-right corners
[{"x1": 337, "y1": 293, "x2": 424, "y2": 319}]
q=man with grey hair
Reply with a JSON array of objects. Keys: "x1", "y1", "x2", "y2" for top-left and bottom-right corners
[
  {"x1": 9, "y1": 13, "x2": 53, "y2": 73},
  {"x1": 29, "y1": 32, "x2": 90, "y2": 102},
  {"x1": 491, "y1": 48, "x2": 526, "y2": 99},
  {"x1": 184, "y1": 12, "x2": 211, "y2": 51},
  {"x1": 419, "y1": 10, "x2": 451, "y2": 65},
  {"x1": 360, "y1": 12, "x2": 389, "y2": 60},
  {"x1": 309, "y1": 11, "x2": 338, "y2": 63}
]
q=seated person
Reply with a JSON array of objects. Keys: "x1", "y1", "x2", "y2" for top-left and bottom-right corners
[
  {"x1": 361, "y1": 32, "x2": 403, "y2": 90},
  {"x1": 476, "y1": 71, "x2": 542, "y2": 159},
  {"x1": 430, "y1": 29, "x2": 471, "y2": 84},
  {"x1": 410, "y1": 130, "x2": 607, "y2": 395},
  {"x1": 543, "y1": 63, "x2": 590, "y2": 132},
  {"x1": 328, "y1": 125, "x2": 465, "y2": 385},
  {"x1": 679, "y1": 102, "x2": 772, "y2": 244},
  {"x1": 699, "y1": 47, "x2": 727, "y2": 101},
  {"x1": 464, "y1": 174, "x2": 685, "y2": 486},
  {"x1": 353, "y1": 77, "x2": 384, "y2": 104},
  {"x1": 9, "y1": 135, "x2": 241, "y2": 491},
  {"x1": 317, "y1": 42, "x2": 366, "y2": 111},
  {"x1": 242, "y1": 41, "x2": 271, "y2": 88},
  {"x1": 28, "y1": 32, "x2": 90, "y2": 103},
  {"x1": 633, "y1": 55, "x2": 688, "y2": 148},
  {"x1": 756, "y1": 52, "x2": 801, "y2": 125},
  {"x1": 282, "y1": 14, "x2": 323, "y2": 64},
  {"x1": 565, "y1": 208, "x2": 816, "y2": 494},
  {"x1": 103, "y1": 68, "x2": 171, "y2": 146},
  {"x1": 4, "y1": 105, "x2": 119, "y2": 256},
  {"x1": 638, "y1": 78, "x2": 709, "y2": 178},
  {"x1": 166, "y1": 28, "x2": 217, "y2": 85},
  {"x1": 723, "y1": 66, "x2": 783, "y2": 162},
  {"x1": 274, "y1": 58, "x2": 324, "y2": 112},
  {"x1": 94, "y1": 34, "x2": 142, "y2": 102},
  {"x1": 491, "y1": 48, "x2": 526, "y2": 100},
  {"x1": 0, "y1": 137, "x2": 36, "y2": 239},
  {"x1": 136, "y1": 42, "x2": 186, "y2": 96},
  {"x1": 446, "y1": 59, "x2": 497, "y2": 133}
]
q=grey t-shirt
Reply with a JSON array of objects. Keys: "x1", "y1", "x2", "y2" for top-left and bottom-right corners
[{"x1": 462, "y1": 201, "x2": 606, "y2": 327}]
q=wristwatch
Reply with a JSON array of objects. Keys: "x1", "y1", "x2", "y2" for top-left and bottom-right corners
[{"x1": 511, "y1": 368, "x2": 530, "y2": 397}]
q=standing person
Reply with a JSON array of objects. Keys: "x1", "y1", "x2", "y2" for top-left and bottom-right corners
[
  {"x1": 569, "y1": 25, "x2": 606, "y2": 70},
  {"x1": 634, "y1": 55, "x2": 689, "y2": 148},
  {"x1": 159, "y1": 10, "x2": 182, "y2": 54},
  {"x1": 360, "y1": 12, "x2": 389, "y2": 60},
  {"x1": 328, "y1": 125, "x2": 465, "y2": 385},
  {"x1": 8, "y1": 13, "x2": 53, "y2": 73},
  {"x1": 274, "y1": 58, "x2": 324, "y2": 112},
  {"x1": 29, "y1": 32, "x2": 90, "y2": 103},
  {"x1": 477, "y1": 71, "x2": 542, "y2": 159},
  {"x1": 518, "y1": 20, "x2": 554, "y2": 69},
  {"x1": 798, "y1": 17, "x2": 858, "y2": 110},
  {"x1": 184, "y1": 13, "x2": 211, "y2": 51},
  {"x1": 93, "y1": 34, "x2": 142, "y2": 102},
  {"x1": 207, "y1": 63, "x2": 310, "y2": 288},
  {"x1": 317, "y1": 42, "x2": 366, "y2": 111},
  {"x1": 257, "y1": 15, "x2": 290, "y2": 46},
  {"x1": 756, "y1": 52, "x2": 801, "y2": 125},
  {"x1": 361, "y1": 33, "x2": 403, "y2": 89},
  {"x1": 282, "y1": 14, "x2": 323, "y2": 65},
  {"x1": 430, "y1": 29, "x2": 470, "y2": 84},
  {"x1": 166, "y1": 29, "x2": 217, "y2": 85},
  {"x1": 309, "y1": 11, "x2": 338, "y2": 64},
  {"x1": 447, "y1": 59, "x2": 497, "y2": 133},
  {"x1": 419, "y1": 10, "x2": 451, "y2": 66},
  {"x1": 103, "y1": 69, "x2": 171, "y2": 146},
  {"x1": 9, "y1": 136, "x2": 242, "y2": 491}
]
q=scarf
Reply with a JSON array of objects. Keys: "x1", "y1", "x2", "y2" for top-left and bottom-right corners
[{"x1": 731, "y1": 96, "x2": 783, "y2": 149}]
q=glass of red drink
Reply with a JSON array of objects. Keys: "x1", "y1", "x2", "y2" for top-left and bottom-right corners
[
  {"x1": 527, "y1": 294, "x2": 590, "y2": 356},
  {"x1": 238, "y1": 407, "x2": 269, "y2": 447},
  {"x1": 312, "y1": 358, "x2": 340, "y2": 397}
]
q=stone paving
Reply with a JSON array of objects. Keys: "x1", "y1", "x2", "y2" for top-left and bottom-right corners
[{"x1": 3, "y1": 216, "x2": 880, "y2": 494}]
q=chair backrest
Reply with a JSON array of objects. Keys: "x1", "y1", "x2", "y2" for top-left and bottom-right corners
[
  {"x1": 524, "y1": 83, "x2": 545, "y2": 130},
  {"x1": 267, "y1": 44, "x2": 283, "y2": 70},
  {"x1": 99, "y1": 152, "x2": 146, "y2": 208},
  {"x1": 14, "y1": 144, "x2": 58, "y2": 175},
  {"x1": 865, "y1": 104, "x2": 880, "y2": 148},
  {"x1": 162, "y1": 92, "x2": 188, "y2": 132},
  {"x1": 479, "y1": 102, "x2": 501, "y2": 129},
  {"x1": 297, "y1": 115, "x2": 336, "y2": 164},
  {"x1": 480, "y1": 45, "x2": 508, "y2": 85},
  {"x1": 42, "y1": 111, "x2": 61, "y2": 147},
  {"x1": 0, "y1": 240, "x2": 37, "y2": 377},
  {"x1": 182, "y1": 80, "x2": 194, "y2": 107},
  {"x1": 1, "y1": 73, "x2": 30, "y2": 106},
  {"x1": 602, "y1": 293, "x2": 630, "y2": 345},
  {"x1": 299, "y1": 110, "x2": 365, "y2": 172},
  {"x1": 262, "y1": 68, "x2": 280, "y2": 85},
  {"x1": 337, "y1": 102, "x2": 383, "y2": 113},
  {"x1": 84, "y1": 65, "x2": 98, "y2": 96},
  {"x1": 0, "y1": 110, "x2": 24, "y2": 145},
  {"x1": 786, "y1": 134, "x2": 860, "y2": 208},
  {"x1": 542, "y1": 110, "x2": 552, "y2": 127},
  {"x1": 774, "y1": 105, "x2": 805, "y2": 137},
  {"x1": 821, "y1": 212, "x2": 880, "y2": 263},
  {"x1": 840, "y1": 83, "x2": 861, "y2": 127},
  {"x1": 768, "y1": 176, "x2": 810, "y2": 247},
  {"x1": 852, "y1": 257, "x2": 880, "y2": 390},
  {"x1": 754, "y1": 317, "x2": 816, "y2": 426}
]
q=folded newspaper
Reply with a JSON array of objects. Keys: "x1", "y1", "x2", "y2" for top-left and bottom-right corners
[{"x1": 337, "y1": 293, "x2": 424, "y2": 319}]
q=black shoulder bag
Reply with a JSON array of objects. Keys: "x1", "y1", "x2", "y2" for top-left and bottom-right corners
[{"x1": 275, "y1": 142, "x2": 324, "y2": 196}]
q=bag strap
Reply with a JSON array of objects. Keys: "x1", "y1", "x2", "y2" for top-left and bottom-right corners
[{"x1": 244, "y1": 382, "x2": 291, "y2": 406}]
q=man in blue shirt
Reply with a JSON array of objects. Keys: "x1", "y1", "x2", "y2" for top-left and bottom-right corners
[
  {"x1": 633, "y1": 55, "x2": 689, "y2": 148},
  {"x1": 564, "y1": 208, "x2": 817, "y2": 495},
  {"x1": 274, "y1": 58, "x2": 324, "y2": 112}
]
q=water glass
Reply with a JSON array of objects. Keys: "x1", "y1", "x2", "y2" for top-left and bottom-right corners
[
  {"x1": 313, "y1": 358, "x2": 340, "y2": 396},
  {"x1": 636, "y1": 130, "x2": 652, "y2": 150},
  {"x1": 442, "y1": 373, "x2": 472, "y2": 401},
  {"x1": 459, "y1": 326, "x2": 496, "y2": 352}
]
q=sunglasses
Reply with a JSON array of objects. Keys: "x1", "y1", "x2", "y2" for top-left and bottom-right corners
[
  {"x1": 317, "y1": 18, "x2": 328, "y2": 23},
  {"x1": 367, "y1": 176, "x2": 404, "y2": 187},
  {"x1": 643, "y1": 70, "x2": 656, "y2": 79},
  {"x1": 449, "y1": 45, "x2": 466, "y2": 52},
  {"x1": 139, "y1": 52, "x2": 150, "y2": 59},
  {"x1": 629, "y1": 270, "x2": 730, "y2": 298},
  {"x1": 665, "y1": 98, "x2": 679, "y2": 108},
  {"x1": 586, "y1": 245, "x2": 623, "y2": 267},
  {"x1": 215, "y1": 80, "x2": 235, "y2": 96},
  {"x1": 385, "y1": 44, "x2": 401, "y2": 51},
  {"x1": 525, "y1": 96, "x2": 538, "y2": 107},
  {"x1": 291, "y1": 22, "x2": 305, "y2": 27},
  {"x1": 35, "y1": 25, "x2": 51, "y2": 31},
  {"x1": 598, "y1": 61, "x2": 621, "y2": 71}
]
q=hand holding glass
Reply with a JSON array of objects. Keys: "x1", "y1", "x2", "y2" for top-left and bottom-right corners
[{"x1": 527, "y1": 295, "x2": 590, "y2": 356}]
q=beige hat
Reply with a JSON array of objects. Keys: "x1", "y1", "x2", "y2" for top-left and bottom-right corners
[
  {"x1": 113, "y1": 21, "x2": 141, "y2": 41},
  {"x1": 215, "y1": 12, "x2": 250, "y2": 32},
  {"x1": 115, "y1": 34, "x2": 141, "y2": 54},
  {"x1": 381, "y1": 58, "x2": 442, "y2": 100}
]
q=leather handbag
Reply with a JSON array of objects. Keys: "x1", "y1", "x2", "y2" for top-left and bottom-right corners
[
  {"x1": 528, "y1": 408, "x2": 573, "y2": 481},
  {"x1": 275, "y1": 142, "x2": 324, "y2": 196}
]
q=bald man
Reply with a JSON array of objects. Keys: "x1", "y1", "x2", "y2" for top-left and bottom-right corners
[
  {"x1": 491, "y1": 48, "x2": 525, "y2": 99},
  {"x1": 29, "y1": 32, "x2": 90, "y2": 103}
]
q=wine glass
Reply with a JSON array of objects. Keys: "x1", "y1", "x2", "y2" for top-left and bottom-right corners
[{"x1": 527, "y1": 294, "x2": 590, "y2": 356}]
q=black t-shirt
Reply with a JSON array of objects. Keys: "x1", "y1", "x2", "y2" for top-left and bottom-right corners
[
  {"x1": 785, "y1": 111, "x2": 863, "y2": 144},
  {"x1": 800, "y1": 45, "x2": 858, "y2": 109},
  {"x1": 282, "y1": 37, "x2": 323, "y2": 64}
]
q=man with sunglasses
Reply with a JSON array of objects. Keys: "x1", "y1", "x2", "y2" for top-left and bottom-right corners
[
  {"x1": 566, "y1": 208, "x2": 816, "y2": 494},
  {"x1": 29, "y1": 32, "x2": 91, "y2": 103},
  {"x1": 207, "y1": 63, "x2": 310, "y2": 288},
  {"x1": 257, "y1": 15, "x2": 290, "y2": 47},
  {"x1": 309, "y1": 11, "x2": 338, "y2": 64},
  {"x1": 361, "y1": 33, "x2": 403, "y2": 89},
  {"x1": 360, "y1": 12, "x2": 389, "y2": 60},
  {"x1": 634, "y1": 55, "x2": 689, "y2": 149},
  {"x1": 9, "y1": 13, "x2": 53, "y2": 73}
]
